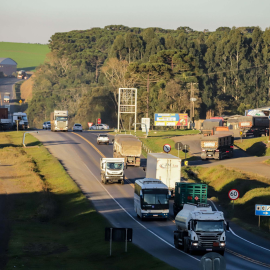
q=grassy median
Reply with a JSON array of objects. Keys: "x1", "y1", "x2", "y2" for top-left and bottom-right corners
[
  {"x1": 182, "y1": 165, "x2": 270, "y2": 238},
  {"x1": 234, "y1": 136, "x2": 270, "y2": 156},
  {"x1": 1, "y1": 132, "x2": 175, "y2": 270}
]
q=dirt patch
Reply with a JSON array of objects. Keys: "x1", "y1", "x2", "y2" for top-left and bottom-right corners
[{"x1": 21, "y1": 75, "x2": 35, "y2": 101}]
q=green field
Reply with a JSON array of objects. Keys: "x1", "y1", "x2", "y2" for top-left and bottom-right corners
[{"x1": 0, "y1": 42, "x2": 50, "y2": 71}]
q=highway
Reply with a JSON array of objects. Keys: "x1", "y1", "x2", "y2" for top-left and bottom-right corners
[{"x1": 34, "y1": 130, "x2": 270, "y2": 270}]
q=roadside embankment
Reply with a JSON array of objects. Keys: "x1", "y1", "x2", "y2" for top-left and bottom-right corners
[
  {"x1": 1, "y1": 132, "x2": 175, "y2": 270},
  {"x1": 182, "y1": 165, "x2": 270, "y2": 239},
  {"x1": 234, "y1": 137, "x2": 270, "y2": 156}
]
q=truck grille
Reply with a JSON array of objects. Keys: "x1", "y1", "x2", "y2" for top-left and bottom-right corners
[
  {"x1": 197, "y1": 233, "x2": 220, "y2": 247},
  {"x1": 58, "y1": 122, "x2": 66, "y2": 129}
]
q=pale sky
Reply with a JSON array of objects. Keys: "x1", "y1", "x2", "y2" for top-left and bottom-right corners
[{"x1": 1, "y1": 0, "x2": 270, "y2": 44}]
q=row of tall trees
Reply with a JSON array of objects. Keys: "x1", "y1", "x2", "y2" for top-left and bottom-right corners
[{"x1": 28, "y1": 25, "x2": 270, "y2": 128}]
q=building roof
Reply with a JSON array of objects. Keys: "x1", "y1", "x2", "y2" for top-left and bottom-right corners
[{"x1": 0, "y1": 58, "x2": 17, "y2": 65}]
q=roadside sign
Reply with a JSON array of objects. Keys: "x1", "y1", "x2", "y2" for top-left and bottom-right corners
[
  {"x1": 97, "y1": 118, "x2": 101, "y2": 124},
  {"x1": 88, "y1": 122, "x2": 93, "y2": 128},
  {"x1": 190, "y1": 98, "x2": 197, "y2": 102},
  {"x1": 175, "y1": 142, "x2": 183, "y2": 150},
  {"x1": 228, "y1": 189, "x2": 239, "y2": 200},
  {"x1": 255, "y1": 205, "x2": 270, "y2": 216},
  {"x1": 182, "y1": 144, "x2": 190, "y2": 153},
  {"x1": 19, "y1": 100, "x2": 22, "y2": 105},
  {"x1": 163, "y1": 144, "x2": 171, "y2": 153},
  {"x1": 141, "y1": 118, "x2": 150, "y2": 132}
]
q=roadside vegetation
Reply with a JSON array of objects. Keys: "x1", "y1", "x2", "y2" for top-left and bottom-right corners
[
  {"x1": 0, "y1": 132, "x2": 175, "y2": 270},
  {"x1": 0, "y1": 42, "x2": 49, "y2": 71},
  {"x1": 113, "y1": 129, "x2": 199, "y2": 159},
  {"x1": 182, "y1": 165, "x2": 270, "y2": 238},
  {"x1": 14, "y1": 80, "x2": 24, "y2": 100},
  {"x1": 234, "y1": 136, "x2": 270, "y2": 156}
]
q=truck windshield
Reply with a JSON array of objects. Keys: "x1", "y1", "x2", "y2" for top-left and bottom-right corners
[
  {"x1": 106, "y1": 163, "x2": 123, "y2": 170},
  {"x1": 56, "y1": 116, "x2": 68, "y2": 121},
  {"x1": 194, "y1": 220, "x2": 224, "y2": 232},
  {"x1": 22, "y1": 116, "x2": 27, "y2": 121},
  {"x1": 142, "y1": 190, "x2": 169, "y2": 206}
]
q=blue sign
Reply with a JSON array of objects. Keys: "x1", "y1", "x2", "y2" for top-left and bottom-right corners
[{"x1": 255, "y1": 205, "x2": 270, "y2": 216}]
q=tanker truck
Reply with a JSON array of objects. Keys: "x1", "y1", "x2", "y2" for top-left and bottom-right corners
[
  {"x1": 113, "y1": 135, "x2": 142, "y2": 167},
  {"x1": 174, "y1": 204, "x2": 229, "y2": 255}
]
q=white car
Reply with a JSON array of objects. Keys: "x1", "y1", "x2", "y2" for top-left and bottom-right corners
[
  {"x1": 72, "y1": 123, "x2": 83, "y2": 132},
  {"x1": 97, "y1": 134, "x2": 110, "y2": 145},
  {"x1": 90, "y1": 124, "x2": 109, "y2": 130}
]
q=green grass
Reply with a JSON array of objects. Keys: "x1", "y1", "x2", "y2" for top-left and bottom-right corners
[
  {"x1": 0, "y1": 42, "x2": 50, "y2": 71},
  {"x1": 234, "y1": 136, "x2": 270, "y2": 156},
  {"x1": 2, "y1": 132, "x2": 175, "y2": 270},
  {"x1": 113, "y1": 129, "x2": 199, "y2": 160},
  {"x1": 183, "y1": 165, "x2": 270, "y2": 238},
  {"x1": 264, "y1": 159, "x2": 270, "y2": 165}
]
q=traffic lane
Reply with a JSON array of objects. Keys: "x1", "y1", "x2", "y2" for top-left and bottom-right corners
[
  {"x1": 36, "y1": 131, "x2": 270, "y2": 270},
  {"x1": 35, "y1": 130, "x2": 200, "y2": 270},
  {"x1": 0, "y1": 78, "x2": 21, "y2": 99}
]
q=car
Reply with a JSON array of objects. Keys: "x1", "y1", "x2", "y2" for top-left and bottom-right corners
[
  {"x1": 97, "y1": 134, "x2": 110, "y2": 145},
  {"x1": 43, "y1": 121, "x2": 51, "y2": 129},
  {"x1": 90, "y1": 124, "x2": 110, "y2": 130},
  {"x1": 72, "y1": 123, "x2": 83, "y2": 132}
]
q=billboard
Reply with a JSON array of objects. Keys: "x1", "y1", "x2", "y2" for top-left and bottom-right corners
[
  {"x1": 141, "y1": 118, "x2": 150, "y2": 132},
  {"x1": 154, "y1": 113, "x2": 188, "y2": 126}
]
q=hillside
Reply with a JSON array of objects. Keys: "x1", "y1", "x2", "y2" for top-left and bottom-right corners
[{"x1": 0, "y1": 42, "x2": 49, "y2": 71}]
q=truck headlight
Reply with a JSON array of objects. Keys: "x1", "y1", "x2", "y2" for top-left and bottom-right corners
[
  {"x1": 192, "y1": 242, "x2": 198, "y2": 246},
  {"x1": 220, "y1": 242, "x2": 226, "y2": 247}
]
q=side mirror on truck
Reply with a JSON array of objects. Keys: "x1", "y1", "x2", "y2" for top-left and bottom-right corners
[
  {"x1": 226, "y1": 222, "x2": 230, "y2": 231},
  {"x1": 140, "y1": 190, "x2": 143, "y2": 198}
]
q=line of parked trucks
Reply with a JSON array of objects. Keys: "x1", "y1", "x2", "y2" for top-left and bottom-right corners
[
  {"x1": 97, "y1": 133, "x2": 228, "y2": 255},
  {"x1": 0, "y1": 107, "x2": 28, "y2": 130}
]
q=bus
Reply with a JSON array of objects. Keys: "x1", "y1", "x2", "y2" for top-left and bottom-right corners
[{"x1": 134, "y1": 178, "x2": 170, "y2": 220}]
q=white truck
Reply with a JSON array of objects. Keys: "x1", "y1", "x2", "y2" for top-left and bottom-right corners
[
  {"x1": 146, "y1": 153, "x2": 181, "y2": 196},
  {"x1": 100, "y1": 158, "x2": 125, "y2": 185},
  {"x1": 97, "y1": 134, "x2": 110, "y2": 145},
  {"x1": 50, "y1": 110, "x2": 68, "y2": 132},
  {"x1": 174, "y1": 204, "x2": 229, "y2": 255},
  {"x1": 13, "y1": 112, "x2": 28, "y2": 130},
  {"x1": 4, "y1": 92, "x2": 10, "y2": 103}
]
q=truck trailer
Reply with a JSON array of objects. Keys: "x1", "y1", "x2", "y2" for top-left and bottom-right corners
[
  {"x1": 201, "y1": 119, "x2": 223, "y2": 136},
  {"x1": 201, "y1": 134, "x2": 234, "y2": 160},
  {"x1": 50, "y1": 110, "x2": 68, "y2": 132},
  {"x1": 238, "y1": 116, "x2": 269, "y2": 137},
  {"x1": 113, "y1": 135, "x2": 141, "y2": 167},
  {"x1": 174, "y1": 204, "x2": 228, "y2": 255},
  {"x1": 146, "y1": 153, "x2": 181, "y2": 196},
  {"x1": 173, "y1": 183, "x2": 208, "y2": 217}
]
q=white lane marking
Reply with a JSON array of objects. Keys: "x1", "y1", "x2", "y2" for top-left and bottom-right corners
[
  {"x1": 83, "y1": 162, "x2": 200, "y2": 262},
  {"x1": 209, "y1": 200, "x2": 270, "y2": 252}
]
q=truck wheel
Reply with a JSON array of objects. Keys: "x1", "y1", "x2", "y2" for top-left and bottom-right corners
[
  {"x1": 104, "y1": 180, "x2": 108, "y2": 185},
  {"x1": 183, "y1": 237, "x2": 189, "y2": 253},
  {"x1": 121, "y1": 180, "x2": 124, "y2": 185},
  {"x1": 174, "y1": 237, "x2": 180, "y2": 249}
]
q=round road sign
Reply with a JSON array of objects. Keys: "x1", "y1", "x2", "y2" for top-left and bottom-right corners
[
  {"x1": 163, "y1": 144, "x2": 171, "y2": 153},
  {"x1": 228, "y1": 189, "x2": 239, "y2": 200}
]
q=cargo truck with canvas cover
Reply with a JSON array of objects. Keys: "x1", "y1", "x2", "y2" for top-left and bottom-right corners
[
  {"x1": 201, "y1": 134, "x2": 234, "y2": 160},
  {"x1": 238, "y1": 116, "x2": 269, "y2": 137},
  {"x1": 173, "y1": 183, "x2": 207, "y2": 217},
  {"x1": 134, "y1": 178, "x2": 170, "y2": 220},
  {"x1": 174, "y1": 204, "x2": 228, "y2": 255},
  {"x1": 146, "y1": 153, "x2": 181, "y2": 196},
  {"x1": 113, "y1": 135, "x2": 141, "y2": 167},
  {"x1": 201, "y1": 119, "x2": 223, "y2": 136},
  {"x1": 50, "y1": 110, "x2": 68, "y2": 132}
]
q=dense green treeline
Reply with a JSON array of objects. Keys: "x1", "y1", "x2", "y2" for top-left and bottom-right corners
[{"x1": 28, "y1": 25, "x2": 270, "y2": 128}]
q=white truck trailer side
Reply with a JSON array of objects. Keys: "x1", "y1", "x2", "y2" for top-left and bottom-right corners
[
  {"x1": 174, "y1": 204, "x2": 228, "y2": 255},
  {"x1": 146, "y1": 153, "x2": 181, "y2": 196}
]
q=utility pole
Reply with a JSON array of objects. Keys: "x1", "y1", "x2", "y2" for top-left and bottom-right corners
[{"x1": 146, "y1": 74, "x2": 149, "y2": 118}]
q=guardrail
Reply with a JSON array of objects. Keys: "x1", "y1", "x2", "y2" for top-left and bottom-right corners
[{"x1": 22, "y1": 131, "x2": 39, "y2": 147}]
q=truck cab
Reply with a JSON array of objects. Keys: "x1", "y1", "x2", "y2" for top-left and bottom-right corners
[
  {"x1": 100, "y1": 158, "x2": 125, "y2": 185},
  {"x1": 174, "y1": 204, "x2": 228, "y2": 255},
  {"x1": 4, "y1": 92, "x2": 10, "y2": 103}
]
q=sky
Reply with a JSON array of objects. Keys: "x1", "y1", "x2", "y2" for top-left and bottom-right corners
[{"x1": 1, "y1": 0, "x2": 270, "y2": 44}]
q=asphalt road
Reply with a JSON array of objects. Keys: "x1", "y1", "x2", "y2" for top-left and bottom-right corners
[
  {"x1": 0, "y1": 77, "x2": 21, "y2": 113},
  {"x1": 34, "y1": 130, "x2": 270, "y2": 270}
]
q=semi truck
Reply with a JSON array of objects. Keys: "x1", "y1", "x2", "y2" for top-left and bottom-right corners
[
  {"x1": 17, "y1": 70, "x2": 26, "y2": 79},
  {"x1": 146, "y1": 153, "x2": 181, "y2": 196},
  {"x1": 201, "y1": 133, "x2": 234, "y2": 160},
  {"x1": 113, "y1": 135, "x2": 141, "y2": 167},
  {"x1": 100, "y1": 158, "x2": 125, "y2": 185},
  {"x1": 50, "y1": 110, "x2": 68, "y2": 132},
  {"x1": 201, "y1": 119, "x2": 223, "y2": 136},
  {"x1": 12, "y1": 112, "x2": 28, "y2": 130},
  {"x1": 238, "y1": 116, "x2": 269, "y2": 137},
  {"x1": 174, "y1": 203, "x2": 228, "y2": 255},
  {"x1": 173, "y1": 183, "x2": 208, "y2": 217}
]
